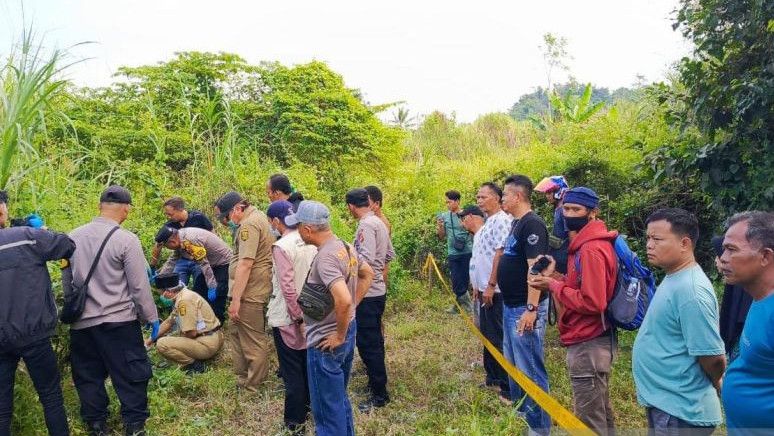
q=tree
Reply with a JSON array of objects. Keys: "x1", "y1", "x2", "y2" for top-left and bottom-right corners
[
  {"x1": 538, "y1": 33, "x2": 572, "y2": 97},
  {"x1": 651, "y1": 0, "x2": 774, "y2": 212}
]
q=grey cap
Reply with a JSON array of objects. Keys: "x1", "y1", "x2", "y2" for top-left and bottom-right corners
[
  {"x1": 100, "y1": 185, "x2": 132, "y2": 204},
  {"x1": 285, "y1": 200, "x2": 330, "y2": 226}
]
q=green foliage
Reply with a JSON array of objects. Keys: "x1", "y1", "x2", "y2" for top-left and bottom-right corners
[
  {"x1": 651, "y1": 0, "x2": 774, "y2": 212},
  {"x1": 548, "y1": 83, "x2": 606, "y2": 123},
  {"x1": 0, "y1": 28, "x2": 71, "y2": 189}
]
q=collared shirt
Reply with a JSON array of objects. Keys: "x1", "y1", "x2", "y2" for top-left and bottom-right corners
[
  {"x1": 470, "y1": 210, "x2": 512, "y2": 293},
  {"x1": 159, "y1": 227, "x2": 232, "y2": 289},
  {"x1": 228, "y1": 206, "x2": 274, "y2": 303},
  {"x1": 166, "y1": 288, "x2": 220, "y2": 334},
  {"x1": 66, "y1": 217, "x2": 158, "y2": 330},
  {"x1": 354, "y1": 211, "x2": 394, "y2": 298}
]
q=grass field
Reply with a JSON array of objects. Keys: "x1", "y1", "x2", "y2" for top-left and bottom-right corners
[{"x1": 13, "y1": 276, "x2": 647, "y2": 435}]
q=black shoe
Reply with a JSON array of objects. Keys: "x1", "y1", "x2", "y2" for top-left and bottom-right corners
[
  {"x1": 357, "y1": 395, "x2": 390, "y2": 413},
  {"x1": 124, "y1": 421, "x2": 146, "y2": 436},
  {"x1": 182, "y1": 360, "x2": 206, "y2": 375},
  {"x1": 87, "y1": 421, "x2": 108, "y2": 436}
]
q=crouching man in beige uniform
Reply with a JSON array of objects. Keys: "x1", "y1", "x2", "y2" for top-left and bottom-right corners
[{"x1": 145, "y1": 272, "x2": 224, "y2": 374}]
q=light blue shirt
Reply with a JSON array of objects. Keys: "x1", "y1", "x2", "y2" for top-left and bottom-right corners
[
  {"x1": 722, "y1": 292, "x2": 774, "y2": 432},
  {"x1": 632, "y1": 264, "x2": 725, "y2": 426}
]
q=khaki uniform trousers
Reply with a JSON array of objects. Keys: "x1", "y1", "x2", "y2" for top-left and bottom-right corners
[
  {"x1": 157, "y1": 330, "x2": 224, "y2": 365},
  {"x1": 230, "y1": 301, "x2": 270, "y2": 392}
]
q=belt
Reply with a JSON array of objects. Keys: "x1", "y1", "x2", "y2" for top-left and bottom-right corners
[{"x1": 201, "y1": 325, "x2": 222, "y2": 336}]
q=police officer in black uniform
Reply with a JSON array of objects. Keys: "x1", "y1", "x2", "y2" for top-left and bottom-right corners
[{"x1": 0, "y1": 190, "x2": 76, "y2": 436}]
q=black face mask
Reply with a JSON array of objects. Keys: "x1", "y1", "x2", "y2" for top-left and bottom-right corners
[{"x1": 565, "y1": 215, "x2": 590, "y2": 232}]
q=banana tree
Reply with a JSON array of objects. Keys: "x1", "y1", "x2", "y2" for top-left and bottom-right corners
[{"x1": 549, "y1": 83, "x2": 605, "y2": 123}]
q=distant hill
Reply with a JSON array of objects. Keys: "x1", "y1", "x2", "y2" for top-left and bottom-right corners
[{"x1": 508, "y1": 82, "x2": 641, "y2": 121}]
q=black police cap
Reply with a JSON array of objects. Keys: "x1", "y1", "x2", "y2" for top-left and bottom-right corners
[
  {"x1": 100, "y1": 185, "x2": 132, "y2": 204},
  {"x1": 155, "y1": 272, "x2": 181, "y2": 290},
  {"x1": 155, "y1": 226, "x2": 176, "y2": 244}
]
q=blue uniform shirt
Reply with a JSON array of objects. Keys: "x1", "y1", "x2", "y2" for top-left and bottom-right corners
[{"x1": 722, "y1": 291, "x2": 774, "y2": 432}]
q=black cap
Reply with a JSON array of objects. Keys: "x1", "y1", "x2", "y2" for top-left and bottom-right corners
[
  {"x1": 345, "y1": 188, "x2": 370, "y2": 208},
  {"x1": 458, "y1": 205, "x2": 485, "y2": 218},
  {"x1": 0, "y1": 190, "x2": 7, "y2": 204},
  {"x1": 155, "y1": 272, "x2": 182, "y2": 290},
  {"x1": 155, "y1": 226, "x2": 177, "y2": 244},
  {"x1": 100, "y1": 185, "x2": 132, "y2": 204},
  {"x1": 215, "y1": 191, "x2": 243, "y2": 220}
]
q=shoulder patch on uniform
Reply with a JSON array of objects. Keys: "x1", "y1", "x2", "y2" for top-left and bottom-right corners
[
  {"x1": 240, "y1": 229, "x2": 250, "y2": 241},
  {"x1": 527, "y1": 234, "x2": 539, "y2": 245},
  {"x1": 178, "y1": 303, "x2": 187, "y2": 316},
  {"x1": 59, "y1": 259, "x2": 70, "y2": 269}
]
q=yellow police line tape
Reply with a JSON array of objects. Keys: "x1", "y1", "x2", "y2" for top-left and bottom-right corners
[{"x1": 421, "y1": 253, "x2": 593, "y2": 434}]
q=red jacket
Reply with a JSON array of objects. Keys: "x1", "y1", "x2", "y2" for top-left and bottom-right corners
[{"x1": 549, "y1": 220, "x2": 618, "y2": 346}]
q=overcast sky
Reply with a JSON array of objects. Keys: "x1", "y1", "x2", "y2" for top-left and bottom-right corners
[{"x1": 1, "y1": 0, "x2": 689, "y2": 122}]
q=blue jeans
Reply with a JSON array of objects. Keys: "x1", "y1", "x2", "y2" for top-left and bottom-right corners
[
  {"x1": 174, "y1": 258, "x2": 201, "y2": 287},
  {"x1": 502, "y1": 299, "x2": 551, "y2": 435},
  {"x1": 646, "y1": 407, "x2": 715, "y2": 436},
  {"x1": 307, "y1": 321, "x2": 357, "y2": 436}
]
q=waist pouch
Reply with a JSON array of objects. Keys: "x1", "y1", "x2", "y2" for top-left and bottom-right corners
[{"x1": 298, "y1": 281, "x2": 334, "y2": 321}]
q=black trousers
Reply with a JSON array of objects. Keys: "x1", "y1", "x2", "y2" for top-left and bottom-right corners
[
  {"x1": 479, "y1": 293, "x2": 509, "y2": 395},
  {"x1": 272, "y1": 328, "x2": 310, "y2": 430},
  {"x1": 355, "y1": 295, "x2": 388, "y2": 399},
  {"x1": 448, "y1": 253, "x2": 472, "y2": 298},
  {"x1": 70, "y1": 320, "x2": 152, "y2": 425},
  {"x1": 0, "y1": 338, "x2": 69, "y2": 436},
  {"x1": 193, "y1": 263, "x2": 229, "y2": 324}
]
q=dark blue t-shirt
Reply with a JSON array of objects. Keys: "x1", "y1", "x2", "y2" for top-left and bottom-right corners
[
  {"x1": 722, "y1": 292, "x2": 774, "y2": 432},
  {"x1": 165, "y1": 210, "x2": 213, "y2": 232},
  {"x1": 497, "y1": 211, "x2": 548, "y2": 307}
]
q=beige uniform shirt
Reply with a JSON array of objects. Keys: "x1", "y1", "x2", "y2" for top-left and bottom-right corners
[
  {"x1": 228, "y1": 206, "x2": 274, "y2": 303},
  {"x1": 167, "y1": 288, "x2": 220, "y2": 334}
]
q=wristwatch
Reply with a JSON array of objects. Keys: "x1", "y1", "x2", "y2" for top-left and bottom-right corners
[{"x1": 526, "y1": 303, "x2": 537, "y2": 312}]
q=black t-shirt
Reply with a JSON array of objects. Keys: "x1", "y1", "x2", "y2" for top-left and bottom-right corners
[
  {"x1": 497, "y1": 211, "x2": 549, "y2": 307},
  {"x1": 165, "y1": 210, "x2": 213, "y2": 231}
]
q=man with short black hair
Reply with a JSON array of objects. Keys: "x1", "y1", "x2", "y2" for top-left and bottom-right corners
[
  {"x1": 267, "y1": 174, "x2": 305, "y2": 211},
  {"x1": 346, "y1": 188, "x2": 395, "y2": 412},
  {"x1": 155, "y1": 226, "x2": 232, "y2": 323},
  {"x1": 288, "y1": 200, "x2": 374, "y2": 436},
  {"x1": 65, "y1": 185, "x2": 160, "y2": 436},
  {"x1": 498, "y1": 175, "x2": 551, "y2": 434},
  {"x1": 437, "y1": 190, "x2": 473, "y2": 313},
  {"x1": 0, "y1": 191, "x2": 75, "y2": 436},
  {"x1": 720, "y1": 211, "x2": 774, "y2": 432},
  {"x1": 634, "y1": 208, "x2": 725, "y2": 434},
  {"x1": 474, "y1": 181, "x2": 512, "y2": 400},
  {"x1": 150, "y1": 196, "x2": 214, "y2": 285},
  {"x1": 365, "y1": 185, "x2": 391, "y2": 235}
]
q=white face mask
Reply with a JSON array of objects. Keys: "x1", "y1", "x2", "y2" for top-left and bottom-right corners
[{"x1": 270, "y1": 227, "x2": 281, "y2": 238}]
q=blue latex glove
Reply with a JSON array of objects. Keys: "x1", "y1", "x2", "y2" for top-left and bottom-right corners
[
  {"x1": 147, "y1": 267, "x2": 157, "y2": 287},
  {"x1": 146, "y1": 320, "x2": 160, "y2": 341},
  {"x1": 26, "y1": 214, "x2": 44, "y2": 228},
  {"x1": 207, "y1": 287, "x2": 217, "y2": 302}
]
